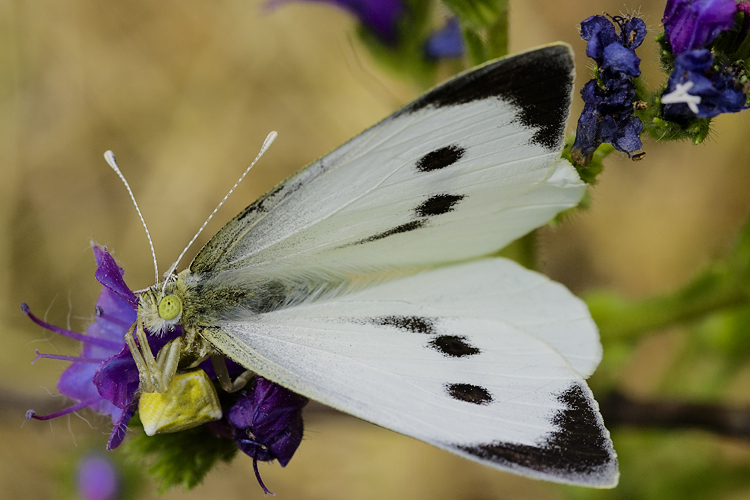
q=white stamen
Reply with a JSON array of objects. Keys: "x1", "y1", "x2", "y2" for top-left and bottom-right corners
[
  {"x1": 104, "y1": 150, "x2": 160, "y2": 285},
  {"x1": 162, "y1": 131, "x2": 278, "y2": 294},
  {"x1": 661, "y1": 81, "x2": 701, "y2": 114}
]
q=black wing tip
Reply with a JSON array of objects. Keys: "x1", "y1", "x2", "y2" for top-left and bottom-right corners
[
  {"x1": 454, "y1": 381, "x2": 619, "y2": 488},
  {"x1": 404, "y1": 43, "x2": 575, "y2": 151}
]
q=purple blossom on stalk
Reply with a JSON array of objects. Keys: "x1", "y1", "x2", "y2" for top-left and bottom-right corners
[
  {"x1": 24, "y1": 245, "x2": 142, "y2": 449},
  {"x1": 266, "y1": 0, "x2": 406, "y2": 45},
  {"x1": 663, "y1": 0, "x2": 737, "y2": 55},
  {"x1": 25, "y1": 244, "x2": 186, "y2": 448},
  {"x1": 228, "y1": 376, "x2": 308, "y2": 495},
  {"x1": 661, "y1": 49, "x2": 748, "y2": 120},
  {"x1": 425, "y1": 17, "x2": 464, "y2": 60},
  {"x1": 26, "y1": 243, "x2": 309, "y2": 491},
  {"x1": 572, "y1": 15, "x2": 646, "y2": 166}
]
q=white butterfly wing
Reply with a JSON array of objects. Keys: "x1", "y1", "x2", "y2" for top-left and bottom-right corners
[
  {"x1": 190, "y1": 44, "x2": 583, "y2": 283},
  {"x1": 202, "y1": 259, "x2": 617, "y2": 487},
  {"x1": 187, "y1": 44, "x2": 619, "y2": 486}
]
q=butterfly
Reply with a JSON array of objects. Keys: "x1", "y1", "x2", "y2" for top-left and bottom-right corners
[{"x1": 123, "y1": 43, "x2": 618, "y2": 488}]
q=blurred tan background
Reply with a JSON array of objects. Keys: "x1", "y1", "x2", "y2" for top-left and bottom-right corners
[{"x1": 3, "y1": 0, "x2": 750, "y2": 498}]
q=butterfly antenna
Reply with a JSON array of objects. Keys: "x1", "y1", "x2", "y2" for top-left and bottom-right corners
[
  {"x1": 104, "y1": 150, "x2": 160, "y2": 286},
  {"x1": 162, "y1": 131, "x2": 278, "y2": 293}
]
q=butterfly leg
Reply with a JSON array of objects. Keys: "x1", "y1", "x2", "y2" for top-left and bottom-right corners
[
  {"x1": 124, "y1": 318, "x2": 173, "y2": 393},
  {"x1": 211, "y1": 354, "x2": 254, "y2": 393},
  {"x1": 155, "y1": 336, "x2": 184, "y2": 392},
  {"x1": 124, "y1": 322, "x2": 156, "y2": 392}
]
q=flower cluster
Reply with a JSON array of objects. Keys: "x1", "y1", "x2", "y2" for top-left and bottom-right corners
[
  {"x1": 662, "y1": 49, "x2": 747, "y2": 120},
  {"x1": 660, "y1": 0, "x2": 749, "y2": 122},
  {"x1": 571, "y1": 15, "x2": 647, "y2": 167},
  {"x1": 26, "y1": 244, "x2": 307, "y2": 492}
]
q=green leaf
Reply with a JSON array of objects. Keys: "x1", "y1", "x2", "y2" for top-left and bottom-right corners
[{"x1": 124, "y1": 415, "x2": 238, "y2": 493}]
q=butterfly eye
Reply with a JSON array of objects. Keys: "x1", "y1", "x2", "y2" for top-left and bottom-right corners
[{"x1": 158, "y1": 295, "x2": 182, "y2": 320}]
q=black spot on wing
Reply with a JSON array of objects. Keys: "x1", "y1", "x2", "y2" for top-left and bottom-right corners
[
  {"x1": 346, "y1": 193, "x2": 464, "y2": 247},
  {"x1": 446, "y1": 383, "x2": 493, "y2": 405},
  {"x1": 455, "y1": 383, "x2": 617, "y2": 483},
  {"x1": 352, "y1": 220, "x2": 425, "y2": 245},
  {"x1": 402, "y1": 45, "x2": 574, "y2": 150},
  {"x1": 416, "y1": 145, "x2": 465, "y2": 172},
  {"x1": 430, "y1": 335, "x2": 480, "y2": 357},
  {"x1": 415, "y1": 194, "x2": 465, "y2": 217},
  {"x1": 368, "y1": 316, "x2": 436, "y2": 335}
]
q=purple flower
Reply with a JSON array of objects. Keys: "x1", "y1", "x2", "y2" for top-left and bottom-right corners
[
  {"x1": 572, "y1": 15, "x2": 646, "y2": 165},
  {"x1": 663, "y1": 0, "x2": 737, "y2": 55},
  {"x1": 581, "y1": 15, "x2": 646, "y2": 72},
  {"x1": 25, "y1": 244, "x2": 185, "y2": 448},
  {"x1": 27, "y1": 245, "x2": 310, "y2": 489},
  {"x1": 77, "y1": 454, "x2": 120, "y2": 500},
  {"x1": 425, "y1": 18, "x2": 464, "y2": 60},
  {"x1": 228, "y1": 376, "x2": 308, "y2": 495},
  {"x1": 25, "y1": 245, "x2": 139, "y2": 449},
  {"x1": 575, "y1": 80, "x2": 644, "y2": 160},
  {"x1": 662, "y1": 49, "x2": 748, "y2": 120},
  {"x1": 267, "y1": 0, "x2": 405, "y2": 45}
]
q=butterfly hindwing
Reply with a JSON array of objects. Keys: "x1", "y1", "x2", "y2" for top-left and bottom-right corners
[
  {"x1": 201, "y1": 259, "x2": 617, "y2": 487},
  {"x1": 190, "y1": 44, "x2": 582, "y2": 283}
]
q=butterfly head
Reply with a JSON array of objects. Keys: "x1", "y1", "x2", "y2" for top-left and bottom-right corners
[{"x1": 137, "y1": 280, "x2": 185, "y2": 336}]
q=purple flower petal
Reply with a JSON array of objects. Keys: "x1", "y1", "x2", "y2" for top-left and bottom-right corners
[
  {"x1": 92, "y1": 347, "x2": 141, "y2": 410},
  {"x1": 622, "y1": 16, "x2": 647, "y2": 49},
  {"x1": 107, "y1": 402, "x2": 136, "y2": 450},
  {"x1": 228, "y1": 377, "x2": 308, "y2": 466},
  {"x1": 663, "y1": 0, "x2": 737, "y2": 54},
  {"x1": 601, "y1": 42, "x2": 641, "y2": 78},
  {"x1": 581, "y1": 15, "x2": 619, "y2": 65},
  {"x1": 93, "y1": 246, "x2": 138, "y2": 310}
]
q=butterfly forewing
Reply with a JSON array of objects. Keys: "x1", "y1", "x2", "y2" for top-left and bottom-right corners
[{"x1": 190, "y1": 44, "x2": 583, "y2": 283}]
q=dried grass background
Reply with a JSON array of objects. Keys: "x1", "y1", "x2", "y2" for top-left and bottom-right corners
[{"x1": 2, "y1": 0, "x2": 750, "y2": 498}]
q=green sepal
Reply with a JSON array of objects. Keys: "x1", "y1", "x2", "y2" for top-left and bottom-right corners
[
  {"x1": 637, "y1": 80, "x2": 712, "y2": 145},
  {"x1": 655, "y1": 31, "x2": 675, "y2": 73},
  {"x1": 709, "y1": 10, "x2": 750, "y2": 62},
  {"x1": 123, "y1": 412, "x2": 238, "y2": 493},
  {"x1": 563, "y1": 134, "x2": 611, "y2": 186}
]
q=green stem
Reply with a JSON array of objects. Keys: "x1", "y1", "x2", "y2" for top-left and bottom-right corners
[
  {"x1": 586, "y1": 264, "x2": 749, "y2": 341},
  {"x1": 485, "y1": 0, "x2": 508, "y2": 59}
]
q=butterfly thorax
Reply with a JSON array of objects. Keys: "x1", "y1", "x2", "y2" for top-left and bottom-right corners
[
  {"x1": 136, "y1": 269, "x2": 287, "y2": 366},
  {"x1": 134, "y1": 273, "x2": 213, "y2": 369}
]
